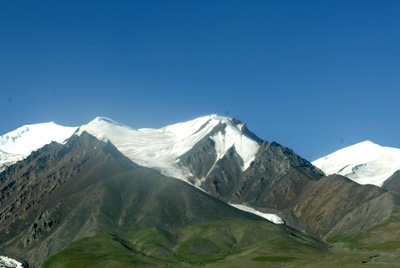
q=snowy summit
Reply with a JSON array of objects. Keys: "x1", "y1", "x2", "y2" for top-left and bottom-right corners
[
  {"x1": 312, "y1": 141, "x2": 400, "y2": 186},
  {"x1": 0, "y1": 122, "x2": 78, "y2": 171},
  {"x1": 77, "y1": 114, "x2": 260, "y2": 182}
]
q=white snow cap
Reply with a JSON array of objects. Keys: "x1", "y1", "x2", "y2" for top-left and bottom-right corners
[
  {"x1": 78, "y1": 114, "x2": 260, "y2": 182},
  {"x1": 0, "y1": 115, "x2": 261, "y2": 186},
  {"x1": 312, "y1": 141, "x2": 400, "y2": 186},
  {"x1": 0, "y1": 122, "x2": 78, "y2": 171}
]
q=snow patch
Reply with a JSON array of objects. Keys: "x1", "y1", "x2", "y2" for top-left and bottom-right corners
[
  {"x1": 0, "y1": 256, "x2": 24, "y2": 268},
  {"x1": 210, "y1": 128, "x2": 259, "y2": 170},
  {"x1": 230, "y1": 204, "x2": 284, "y2": 224}
]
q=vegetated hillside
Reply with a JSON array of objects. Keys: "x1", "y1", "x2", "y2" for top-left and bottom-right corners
[
  {"x1": 327, "y1": 206, "x2": 400, "y2": 251},
  {"x1": 289, "y1": 174, "x2": 400, "y2": 239},
  {"x1": 42, "y1": 220, "x2": 327, "y2": 268}
]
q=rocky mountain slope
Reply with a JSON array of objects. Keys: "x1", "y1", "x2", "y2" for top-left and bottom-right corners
[{"x1": 76, "y1": 116, "x2": 325, "y2": 212}]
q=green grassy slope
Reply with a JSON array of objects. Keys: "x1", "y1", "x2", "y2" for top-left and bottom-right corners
[
  {"x1": 327, "y1": 207, "x2": 400, "y2": 252},
  {"x1": 42, "y1": 212, "x2": 400, "y2": 268},
  {"x1": 41, "y1": 219, "x2": 327, "y2": 268}
]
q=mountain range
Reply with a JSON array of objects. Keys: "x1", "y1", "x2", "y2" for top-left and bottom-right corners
[{"x1": 1, "y1": 115, "x2": 400, "y2": 267}]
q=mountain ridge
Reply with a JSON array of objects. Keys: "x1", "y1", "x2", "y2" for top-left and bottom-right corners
[{"x1": 2, "y1": 116, "x2": 400, "y2": 266}]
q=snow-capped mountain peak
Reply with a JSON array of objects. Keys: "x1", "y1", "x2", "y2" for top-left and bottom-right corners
[
  {"x1": 0, "y1": 115, "x2": 261, "y2": 184},
  {"x1": 312, "y1": 141, "x2": 400, "y2": 186},
  {"x1": 77, "y1": 114, "x2": 260, "y2": 181},
  {"x1": 0, "y1": 122, "x2": 78, "y2": 171}
]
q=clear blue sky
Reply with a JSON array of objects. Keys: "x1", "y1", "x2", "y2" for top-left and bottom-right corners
[{"x1": 1, "y1": 0, "x2": 399, "y2": 160}]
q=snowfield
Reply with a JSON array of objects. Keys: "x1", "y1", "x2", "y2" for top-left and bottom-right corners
[
  {"x1": 2, "y1": 118, "x2": 399, "y2": 189},
  {"x1": 78, "y1": 115, "x2": 260, "y2": 182},
  {"x1": 313, "y1": 141, "x2": 400, "y2": 186},
  {"x1": 0, "y1": 115, "x2": 260, "y2": 184}
]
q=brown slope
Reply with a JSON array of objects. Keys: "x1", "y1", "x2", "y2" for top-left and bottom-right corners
[{"x1": 290, "y1": 174, "x2": 400, "y2": 239}]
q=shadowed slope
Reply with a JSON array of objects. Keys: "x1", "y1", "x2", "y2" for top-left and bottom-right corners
[{"x1": 382, "y1": 170, "x2": 400, "y2": 192}]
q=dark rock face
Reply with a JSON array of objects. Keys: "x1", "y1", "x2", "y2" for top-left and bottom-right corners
[
  {"x1": 203, "y1": 146, "x2": 245, "y2": 199},
  {"x1": 235, "y1": 142, "x2": 324, "y2": 210},
  {"x1": 181, "y1": 136, "x2": 324, "y2": 210},
  {"x1": 178, "y1": 136, "x2": 218, "y2": 185},
  {"x1": 0, "y1": 132, "x2": 264, "y2": 267},
  {"x1": 382, "y1": 170, "x2": 400, "y2": 192}
]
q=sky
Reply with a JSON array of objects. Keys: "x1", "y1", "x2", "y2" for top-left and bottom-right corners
[{"x1": 1, "y1": 0, "x2": 399, "y2": 161}]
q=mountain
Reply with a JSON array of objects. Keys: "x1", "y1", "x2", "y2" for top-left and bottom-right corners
[
  {"x1": 0, "y1": 132, "x2": 269, "y2": 266},
  {"x1": 77, "y1": 115, "x2": 324, "y2": 211},
  {"x1": 2, "y1": 116, "x2": 400, "y2": 266},
  {"x1": 0, "y1": 115, "x2": 324, "y2": 226},
  {"x1": 0, "y1": 116, "x2": 325, "y2": 227},
  {"x1": 313, "y1": 141, "x2": 400, "y2": 186},
  {"x1": 0, "y1": 122, "x2": 78, "y2": 172},
  {"x1": 0, "y1": 132, "x2": 325, "y2": 267},
  {"x1": 77, "y1": 115, "x2": 261, "y2": 182}
]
